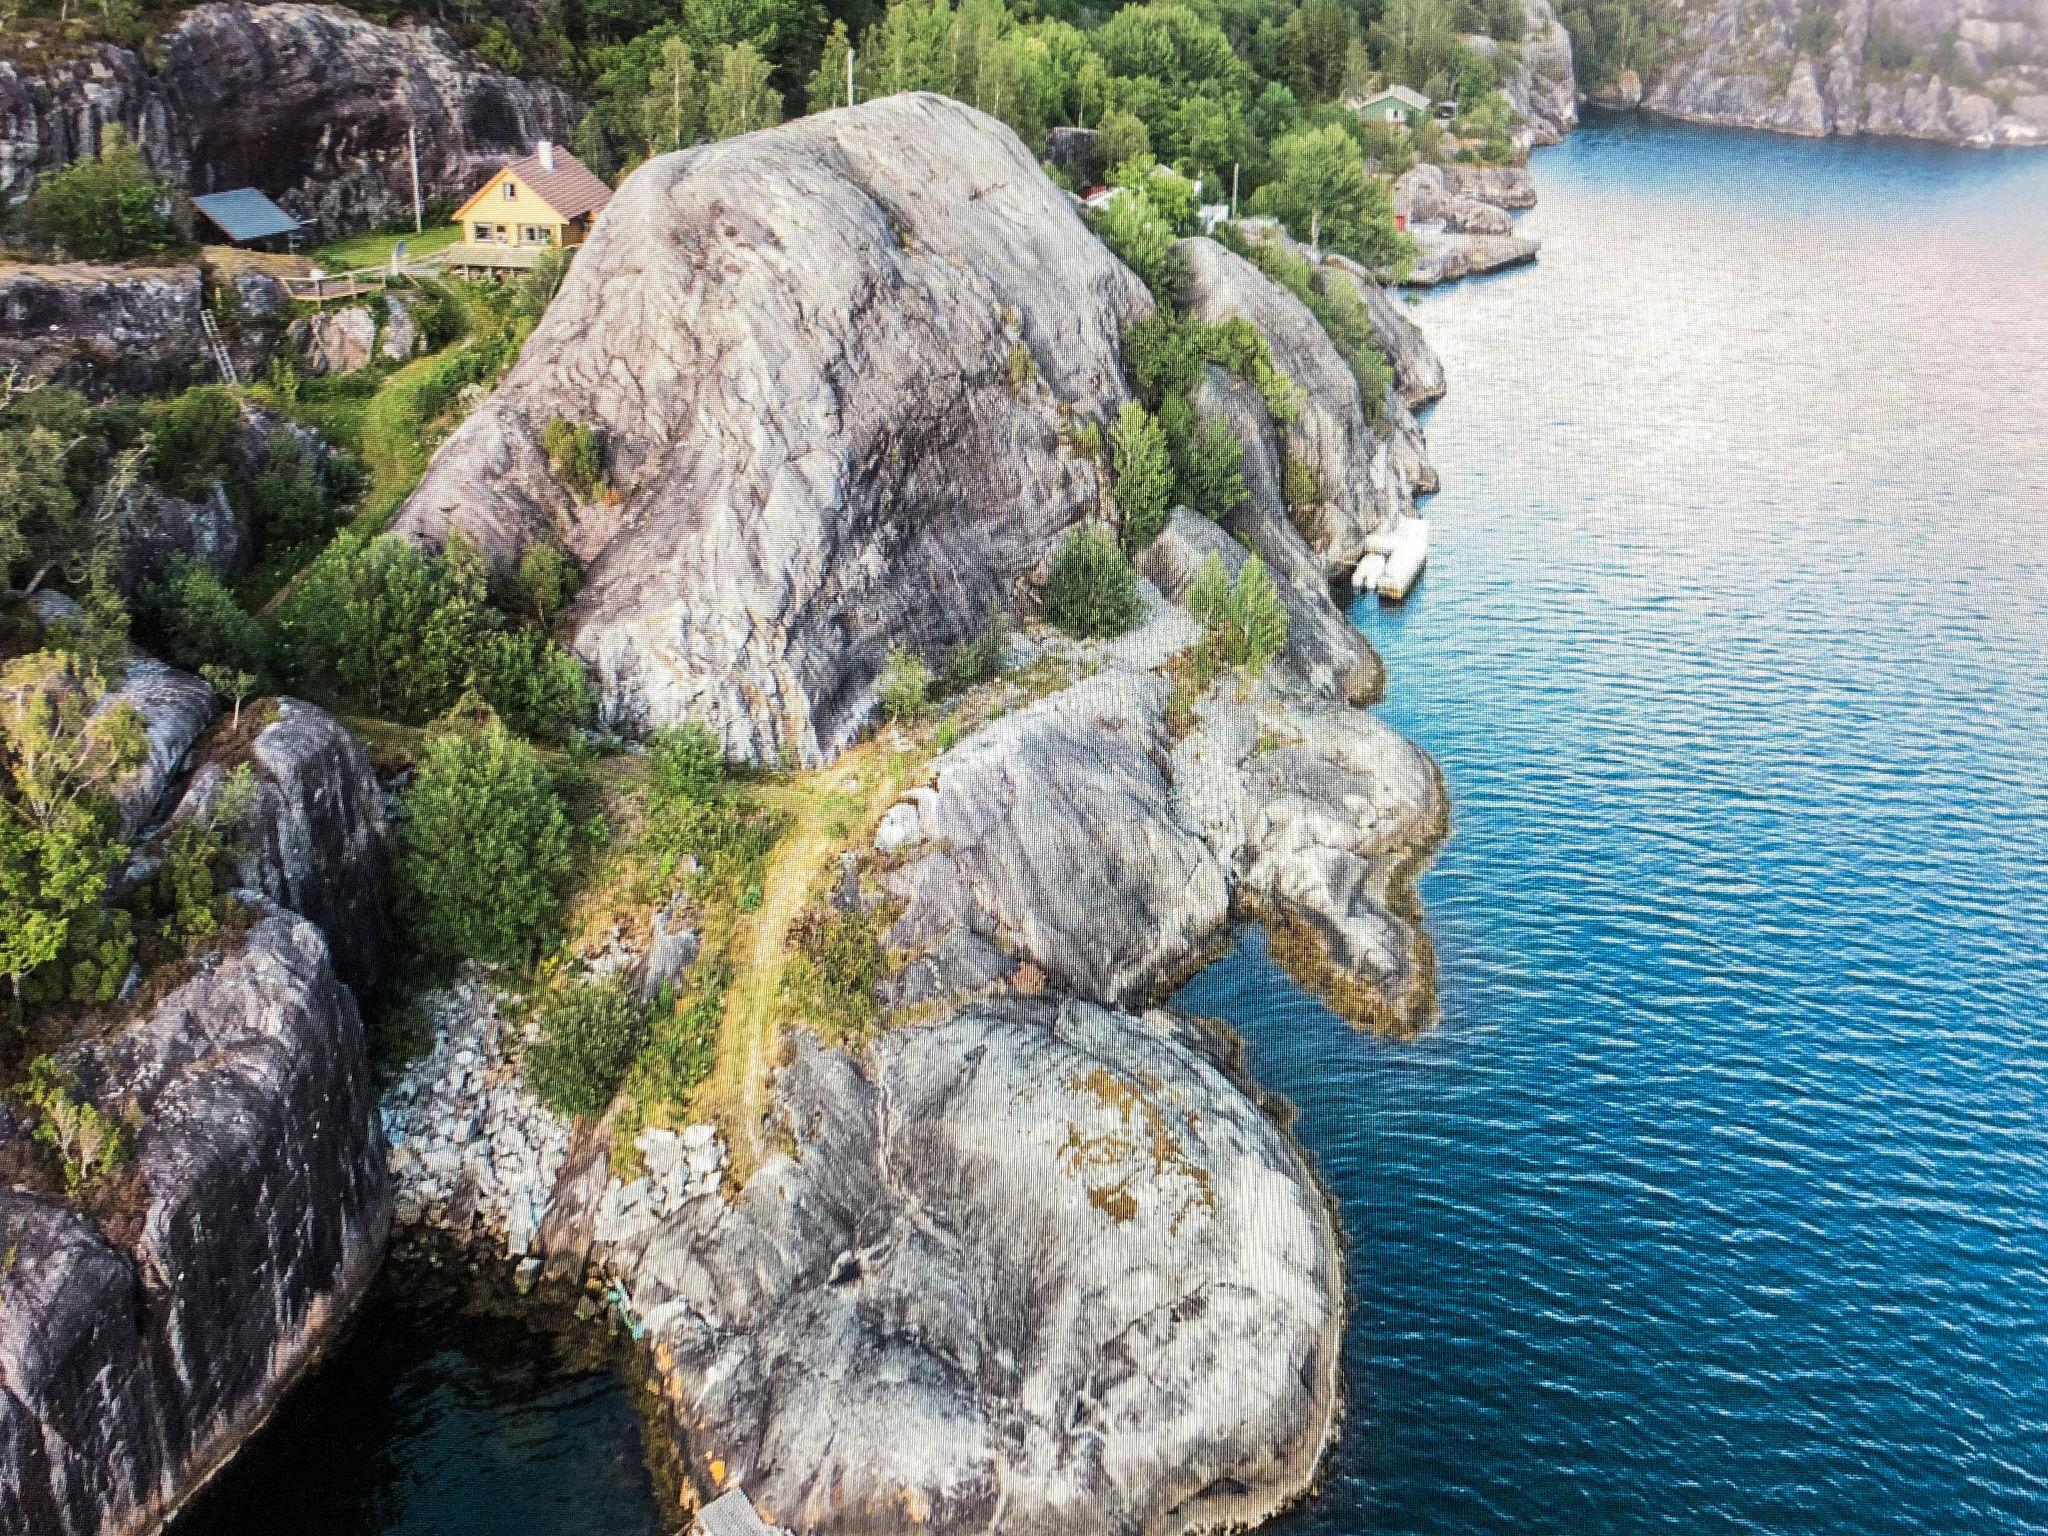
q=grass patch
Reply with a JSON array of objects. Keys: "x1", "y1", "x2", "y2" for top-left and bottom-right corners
[{"x1": 309, "y1": 223, "x2": 462, "y2": 274}]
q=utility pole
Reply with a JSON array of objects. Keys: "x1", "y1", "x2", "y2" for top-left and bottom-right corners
[
  {"x1": 408, "y1": 124, "x2": 423, "y2": 234},
  {"x1": 1231, "y1": 161, "x2": 1239, "y2": 219},
  {"x1": 847, "y1": 46, "x2": 856, "y2": 109}
]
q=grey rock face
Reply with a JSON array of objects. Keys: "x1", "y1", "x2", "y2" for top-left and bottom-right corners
[
  {"x1": 395, "y1": 95, "x2": 1148, "y2": 764},
  {"x1": 1178, "y1": 236, "x2": 1387, "y2": 575},
  {"x1": 616, "y1": 999, "x2": 1343, "y2": 1536},
  {"x1": 1395, "y1": 162, "x2": 1516, "y2": 233},
  {"x1": 1635, "y1": 0, "x2": 2048, "y2": 144},
  {"x1": 1503, "y1": 0, "x2": 1582, "y2": 145},
  {"x1": 0, "y1": 4, "x2": 576, "y2": 226},
  {"x1": 0, "y1": 907, "x2": 390, "y2": 1536},
  {"x1": 289, "y1": 305, "x2": 378, "y2": 376},
  {"x1": 1401, "y1": 225, "x2": 1541, "y2": 286},
  {"x1": 0, "y1": 44, "x2": 166, "y2": 203},
  {"x1": 1438, "y1": 163, "x2": 1539, "y2": 209},
  {"x1": 115, "y1": 479, "x2": 250, "y2": 595},
  {"x1": 0, "y1": 261, "x2": 206, "y2": 397},
  {"x1": 1340, "y1": 263, "x2": 1446, "y2": 407},
  {"x1": 101, "y1": 659, "x2": 218, "y2": 838},
  {"x1": 169, "y1": 699, "x2": 395, "y2": 995},
  {"x1": 881, "y1": 615, "x2": 1441, "y2": 1029},
  {"x1": 886, "y1": 671, "x2": 1231, "y2": 1006}
]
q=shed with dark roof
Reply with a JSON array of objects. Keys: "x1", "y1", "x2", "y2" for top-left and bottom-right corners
[{"x1": 191, "y1": 188, "x2": 302, "y2": 247}]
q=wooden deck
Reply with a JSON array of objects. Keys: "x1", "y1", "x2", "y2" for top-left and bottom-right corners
[{"x1": 443, "y1": 242, "x2": 551, "y2": 272}]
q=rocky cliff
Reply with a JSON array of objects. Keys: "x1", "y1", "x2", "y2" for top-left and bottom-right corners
[
  {"x1": 1630, "y1": 0, "x2": 2048, "y2": 143},
  {"x1": 0, "y1": 640, "x2": 395, "y2": 1536},
  {"x1": 0, "y1": 261, "x2": 207, "y2": 397},
  {"x1": 0, "y1": 3, "x2": 575, "y2": 227},
  {"x1": 0, "y1": 905, "x2": 389, "y2": 1536},
  {"x1": 395, "y1": 93, "x2": 1150, "y2": 765}
]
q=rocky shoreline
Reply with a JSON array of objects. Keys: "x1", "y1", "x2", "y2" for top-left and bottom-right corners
[{"x1": 366, "y1": 94, "x2": 1451, "y2": 1536}]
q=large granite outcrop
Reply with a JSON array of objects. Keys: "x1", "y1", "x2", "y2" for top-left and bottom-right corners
[
  {"x1": 1633, "y1": 0, "x2": 2048, "y2": 144},
  {"x1": 615, "y1": 999, "x2": 1342, "y2": 1536},
  {"x1": 115, "y1": 481, "x2": 250, "y2": 596},
  {"x1": 0, "y1": 905, "x2": 390, "y2": 1536},
  {"x1": 0, "y1": 3, "x2": 576, "y2": 225},
  {"x1": 394, "y1": 94, "x2": 1149, "y2": 764},
  {"x1": 100, "y1": 659, "x2": 218, "y2": 838},
  {"x1": 0, "y1": 261, "x2": 207, "y2": 397}
]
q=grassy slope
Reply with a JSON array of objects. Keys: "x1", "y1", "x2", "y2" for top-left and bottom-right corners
[
  {"x1": 688, "y1": 743, "x2": 918, "y2": 1178},
  {"x1": 309, "y1": 223, "x2": 461, "y2": 274}
]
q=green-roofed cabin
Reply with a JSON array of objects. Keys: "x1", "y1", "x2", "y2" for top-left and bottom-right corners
[{"x1": 1349, "y1": 86, "x2": 1433, "y2": 129}]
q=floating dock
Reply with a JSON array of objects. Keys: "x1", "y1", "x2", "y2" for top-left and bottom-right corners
[{"x1": 1354, "y1": 517, "x2": 1429, "y2": 601}]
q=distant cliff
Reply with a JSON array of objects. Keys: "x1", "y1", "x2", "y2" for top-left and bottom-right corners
[
  {"x1": 1587, "y1": 0, "x2": 2048, "y2": 145},
  {"x1": 0, "y1": 2, "x2": 575, "y2": 229}
]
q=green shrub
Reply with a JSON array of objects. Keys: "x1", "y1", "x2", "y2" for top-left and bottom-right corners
[
  {"x1": 1042, "y1": 526, "x2": 1142, "y2": 639},
  {"x1": 1123, "y1": 312, "x2": 1209, "y2": 406},
  {"x1": 939, "y1": 605, "x2": 1008, "y2": 694},
  {"x1": 1004, "y1": 344, "x2": 1037, "y2": 391},
  {"x1": 11, "y1": 1057, "x2": 130, "y2": 1195},
  {"x1": 137, "y1": 557, "x2": 269, "y2": 680},
  {"x1": 1091, "y1": 190, "x2": 1184, "y2": 308},
  {"x1": 1188, "y1": 553, "x2": 1289, "y2": 677},
  {"x1": 517, "y1": 543, "x2": 581, "y2": 626},
  {"x1": 626, "y1": 958, "x2": 729, "y2": 1110},
  {"x1": 246, "y1": 429, "x2": 333, "y2": 549},
  {"x1": 471, "y1": 627, "x2": 592, "y2": 740},
  {"x1": 399, "y1": 721, "x2": 573, "y2": 968},
  {"x1": 525, "y1": 975, "x2": 648, "y2": 1118},
  {"x1": 1111, "y1": 402, "x2": 1172, "y2": 554},
  {"x1": 142, "y1": 387, "x2": 239, "y2": 498},
  {"x1": 276, "y1": 531, "x2": 587, "y2": 737},
  {"x1": 641, "y1": 725, "x2": 783, "y2": 901},
  {"x1": 1283, "y1": 456, "x2": 1322, "y2": 522},
  {"x1": 647, "y1": 721, "x2": 728, "y2": 806},
  {"x1": 1159, "y1": 394, "x2": 1248, "y2": 519},
  {"x1": 877, "y1": 649, "x2": 932, "y2": 723},
  {"x1": 26, "y1": 127, "x2": 175, "y2": 262},
  {"x1": 1, "y1": 650, "x2": 144, "y2": 1006},
  {"x1": 541, "y1": 417, "x2": 605, "y2": 499}
]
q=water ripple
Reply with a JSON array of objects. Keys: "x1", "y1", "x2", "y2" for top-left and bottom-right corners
[{"x1": 1175, "y1": 116, "x2": 2048, "y2": 1536}]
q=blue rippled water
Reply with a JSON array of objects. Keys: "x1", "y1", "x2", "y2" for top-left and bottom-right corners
[{"x1": 1176, "y1": 114, "x2": 2048, "y2": 1535}]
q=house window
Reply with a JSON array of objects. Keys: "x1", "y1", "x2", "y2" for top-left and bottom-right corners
[
  {"x1": 503, "y1": 181, "x2": 517, "y2": 200},
  {"x1": 473, "y1": 221, "x2": 494, "y2": 241},
  {"x1": 522, "y1": 225, "x2": 554, "y2": 245}
]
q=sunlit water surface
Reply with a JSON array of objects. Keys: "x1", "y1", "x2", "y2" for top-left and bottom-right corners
[
  {"x1": 183, "y1": 116, "x2": 2048, "y2": 1535},
  {"x1": 1179, "y1": 114, "x2": 2048, "y2": 1535}
]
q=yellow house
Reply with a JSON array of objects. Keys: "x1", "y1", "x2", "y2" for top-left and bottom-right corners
[{"x1": 448, "y1": 141, "x2": 613, "y2": 272}]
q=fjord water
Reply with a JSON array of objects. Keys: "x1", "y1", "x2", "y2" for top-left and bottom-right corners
[
  {"x1": 1178, "y1": 116, "x2": 2048, "y2": 1534},
  {"x1": 182, "y1": 119, "x2": 2048, "y2": 1535}
]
